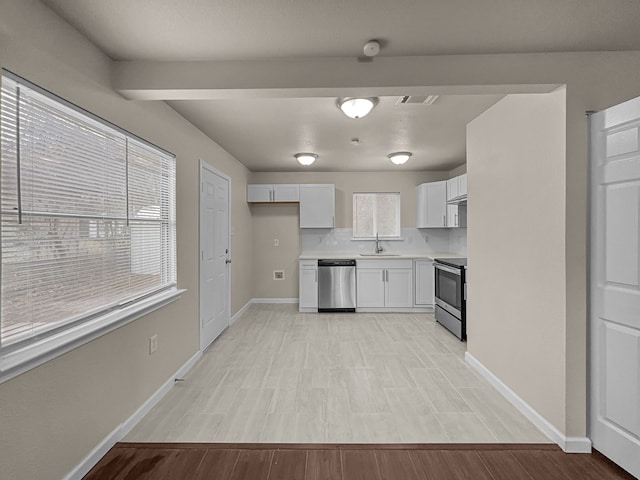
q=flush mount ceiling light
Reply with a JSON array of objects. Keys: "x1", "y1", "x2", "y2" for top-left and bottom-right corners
[
  {"x1": 336, "y1": 97, "x2": 378, "y2": 119},
  {"x1": 295, "y1": 153, "x2": 318, "y2": 166},
  {"x1": 388, "y1": 151, "x2": 412, "y2": 165}
]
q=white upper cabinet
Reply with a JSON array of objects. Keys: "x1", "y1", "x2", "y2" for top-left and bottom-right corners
[
  {"x1": 274, "y1": 184, "x2": 299, "y2": 202},
  {"x1": 458, "y1": 173, "x2": 467, "y2": 197},
  {"x1": 247, "y1": 184, "x2": 273, "y2": 202},
  {"x1": 446, "y1": 173, "x2": 467, "y2": 202},
  {"x1": 299, "y1": 184, "x2": 335, "y2": 228},
  {"x1": 416, "y1": 180, "x2": 447, "y2": 228},
  {"x1": 446, "y1": 204, "x2": 467, "y2": 228},
  {"x1": 247, "y1": 184, "x2": 299, "y2": 202},
  {"x1": 446, "y1": 177, "x2": 459, "y2": 202}
]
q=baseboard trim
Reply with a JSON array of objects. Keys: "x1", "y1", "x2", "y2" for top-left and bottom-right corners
[
  {"x1": 252, "y1": 298, "x2": 298, "y2": 304},
  {"x1": 231, "y1": 300, "x2": 253, "y2": 325},
  {"x1": 64, "y1": 351, "x2": 202, "y2": 480},
  {"x1": 464, "y1": 352, "x2": 592, "y2": 453}
]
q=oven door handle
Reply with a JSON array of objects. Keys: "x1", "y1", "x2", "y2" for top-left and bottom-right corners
[{"x1": 434, "y1": 263, "x2": 461, "y2": 276}]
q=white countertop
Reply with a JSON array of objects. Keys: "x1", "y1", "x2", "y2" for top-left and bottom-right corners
[{"x1": 299, "y1": 252, "x2": 462, "y2": 260}]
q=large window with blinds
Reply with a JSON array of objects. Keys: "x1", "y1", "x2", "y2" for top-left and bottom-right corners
[
  {"x1": 353, "y1": 192, "x2": 401, "y2": 238},
  {"x1": 0, "y1": 71, "x2": 177, "y2": 355}
]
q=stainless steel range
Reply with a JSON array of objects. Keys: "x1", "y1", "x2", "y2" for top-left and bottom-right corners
[{"x1": 433, "y1": 257, "x2": 467, "y2": 341}]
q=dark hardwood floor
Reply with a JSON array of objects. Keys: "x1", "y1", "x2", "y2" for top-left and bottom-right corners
[{"x1": 83, "y1": 443, "x2": 637, "y2": 480}]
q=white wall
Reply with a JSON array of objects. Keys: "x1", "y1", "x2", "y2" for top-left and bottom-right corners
[
  {"x1": 0, "y1": 2, "x2": 253, "y2": 479},
  {"x1": 467, "y1": 88, "x2": 567, "y2": 431}
]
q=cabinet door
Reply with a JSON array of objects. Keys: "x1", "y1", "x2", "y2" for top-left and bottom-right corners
[
  {"x1": 273, "y1": 184, "x2": 299, "y2": 202},
  {"x1": 458, "y1": 173, "x2": 467, "y2": 197},
  {"x1": 300, "y1": 184, "x2": 335, "y2": 228},
  {"x1": 356, "y1": 268, "x2": 385, "y2": 308},
  {"x1": 446, "y1": 204, "x2": 458, "y2": 227},
  {"x1": 425, "y1": 180, "x2": 447, "y2": 227},
  {"x1": 299, "y1": 267, "x2": 318, "y2": 309},
  {"x1": 415, "y1": 184, "x2": 428, "y2": 228},
  {"x1": 414, "y1": 260, "x2": 434, "y2": 306},
  {"x1": 385, "y1": 268, "x2": 413, "y2": 308},
  {"x1": 446, "y1": 177, "x2": 459, "y2": 201},
  {"x1": 247, "y1": 184, "x2": 273, "y2": 202}
]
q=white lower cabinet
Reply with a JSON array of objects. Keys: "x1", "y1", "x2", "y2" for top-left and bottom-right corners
[
  {"x1": 385, "y1": 268, "x2": 414, "y2": 308},
  {"x1": 414, "y1": 259, "x2": 434, "y2": 306},
  {"x1": 356, "y1": 259, "x2": 413, "y2": 309},
  {"x1": 299, "y1": 260, "x2": 318, "y2": 312},
  {"x1": 356, "y1": 268, "x2": 386, "y2": 308}
]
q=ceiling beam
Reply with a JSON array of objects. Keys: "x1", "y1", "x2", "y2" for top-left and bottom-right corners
[{"x1": 112, "y1": 53, "x2": 569, "y2": 100}]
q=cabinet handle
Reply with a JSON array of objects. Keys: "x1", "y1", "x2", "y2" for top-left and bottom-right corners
[
  {"x1": 382, "y1": 271, "x2": 385, "y2": 282},
  {"x1": 443, "y1": 215, "x2": 446, "y2": 226},
  {"x1": 455, "y1": 213, "x2": 458, "y2": 226},
  {"x1": 315, "y1": 270, "x2": 317, "y2": 283},
  {"x1": 332, "y1": 215, "x2": 335, "y2": 227}
]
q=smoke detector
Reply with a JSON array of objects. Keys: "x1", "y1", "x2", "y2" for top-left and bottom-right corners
[{"x1": 363, "y1": 40, "x2": 380, "y2": 57}]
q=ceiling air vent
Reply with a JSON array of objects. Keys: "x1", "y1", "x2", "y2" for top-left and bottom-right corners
[{"x1": 396, "y1": 95, "x2": 440, "y2": 105}]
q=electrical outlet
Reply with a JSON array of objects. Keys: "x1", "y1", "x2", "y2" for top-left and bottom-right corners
[
  {"x1": 273, "y1": 239, "x2": 279, "y2": 247},
  {"x1": 273, "y1": 270, "x2": 285, "y2": 280},
  {"x1": 149, "y1": 334, "x2": 158, "y2": 354}
]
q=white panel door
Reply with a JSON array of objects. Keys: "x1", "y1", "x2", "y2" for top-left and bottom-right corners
[
  {"x1": 385, "y1": 268, "x2": 413, "y2": 308},
  {"x1": 590, "y1": 97, "x2": 640, "y2": 478},
  {"x1": 414, "y1": 260, "x2": 434, "y2": 306},
  {"x1": 446, "y1": 177, "x2": 459, "y2": 201},
  {"x1": 247, "y1": 184, "x2": 273, "y2": 202},
  {"x1": 200, "y1": 162, "x2": 231, "y2": 351},
  {"x1": 426, "y1": 181, "x2": 447, "y2": 227},
  {"x1": 299, "y1": 184, "x2": 335, "y2": 228},
  {"x1": 299, "y1": 267, "x2": 318, "y2": 309},
  {"x1": 273, "y1": 184, "x2": 300, "y2": 202},
  {"x1": 356, "y1": 268, "x2": 385, "y2": 308}
]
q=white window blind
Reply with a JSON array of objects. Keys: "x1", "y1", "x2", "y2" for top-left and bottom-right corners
[
  {"x1": 0, "y1": 72, "x2": 176, "y2": 349},
  {"x1": 353, "y1": 192, "x2": 401, "y2": 238}
]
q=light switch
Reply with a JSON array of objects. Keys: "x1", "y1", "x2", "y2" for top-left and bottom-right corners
[{"x1": 274, "y1": 239, "x2": 279, "y2": 247}]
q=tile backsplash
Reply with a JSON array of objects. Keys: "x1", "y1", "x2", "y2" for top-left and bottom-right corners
[{"x1": 301, "y1": 227, "x2": 466, "y2": 255}]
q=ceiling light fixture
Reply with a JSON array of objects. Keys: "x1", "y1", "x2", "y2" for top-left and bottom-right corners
[
  {"x1": 337, "y1": 97, "x2": 378, "y2": 119},
  {"x1": 295, "y1": 153, "x2": 317, "y2": 166},
  {"x1": 388, "y1": 151, "x2": 412, "y2": 166}
]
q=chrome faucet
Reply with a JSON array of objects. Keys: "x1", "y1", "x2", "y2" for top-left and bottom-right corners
[{"x1": 375, "y1": 232, "x2": 383, "y2": 254}]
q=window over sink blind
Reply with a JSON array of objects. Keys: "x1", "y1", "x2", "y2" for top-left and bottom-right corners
[
  {"x1": 353, "y1": 192, "x2": 401, "y2": 238},
  {"x1": 0, "y1": 70, "x2": 176, "y2": 350}
]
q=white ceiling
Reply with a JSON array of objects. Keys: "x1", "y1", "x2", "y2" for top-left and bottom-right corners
[
  {"x1": 41, "y1": 0, "x2": 640, "y2": 172},
  {"x1": 169, "y1": 95, "x2": 504, "y2": 172}
]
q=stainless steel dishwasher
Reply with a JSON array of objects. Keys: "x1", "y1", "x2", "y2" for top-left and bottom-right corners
[{"x1": 317, "y1": 259, "x2": 356, "y2": 312}]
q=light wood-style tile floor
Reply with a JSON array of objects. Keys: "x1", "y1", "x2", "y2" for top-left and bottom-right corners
[{"x1": 125, "y1": 304, "x2": 550, "y2": 444}]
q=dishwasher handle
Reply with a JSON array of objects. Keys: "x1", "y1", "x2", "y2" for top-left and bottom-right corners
[{"x1": 318, "y1": 259, "x2": 357, "y2": 267}]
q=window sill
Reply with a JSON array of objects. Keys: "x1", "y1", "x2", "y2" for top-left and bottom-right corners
[{"x1": 0, "y1": 288, "x2": 186, "y2": 385}]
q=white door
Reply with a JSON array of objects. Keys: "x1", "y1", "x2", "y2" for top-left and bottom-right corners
[
  {"x1": 426, "y1": 181, "x2": 447, "y2": 227},
  {"x1": 356, "y1": 268, "x2": 385, "y2": 308},
  {"x1": 299, "y1": 184, "x2": 335, "y2": 228},
  {"x1": 414, "y1": 260, "x2": 434, "y2": 306},
  {"x1": 590, "y1": 97, "x2": 640, "y2": 478},
  {"x1": 200, "y1": 161, "x2": 231, "y2": 351},
  {"x1": 385, "y1": 268, "x2": 413, "y2": 308},
  {"x1": 299, "y1": 267, "x2": 318, "y2": 309}
]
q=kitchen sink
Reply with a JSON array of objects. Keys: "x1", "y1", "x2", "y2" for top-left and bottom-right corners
[{"x1": 359, "y1": 253, "x2": 402, "y2": 257}]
